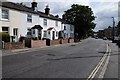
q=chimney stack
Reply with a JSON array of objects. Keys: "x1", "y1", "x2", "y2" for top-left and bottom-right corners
[
  {"x1": 55, "y1": 15, "x2": 59, "y2": 18},
  {"x1": 31, "y1": 0, "x2": 37, "y2": 11},
  {"x1": 45, "y1": 4, "x2": 50, "y2": 15}
]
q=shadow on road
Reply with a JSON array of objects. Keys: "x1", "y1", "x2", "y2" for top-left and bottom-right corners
[
  {"x1": 48, "y1": 52, "x2": 120, "y2": 61},
  {"x1": 48, "y1": 55, "x2": 103, "y2": 61}
]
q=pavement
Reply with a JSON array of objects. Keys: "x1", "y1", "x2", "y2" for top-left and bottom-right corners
[{"x1": 1, "y1": 41, "x2": 82, "y2": 56}]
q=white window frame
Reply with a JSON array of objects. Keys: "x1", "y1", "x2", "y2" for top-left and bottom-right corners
[
  {"x1": 2, "y1": 27, "x2": 9, "y2": 33},
  {"x1": 27, "y1": 14, "x2": 32, "y2": 22},
  {"x1": 43, "y1": 19, "x2": 47, "y2": 26},
  {"x1": 43, "y1": 30, "x2": 47, "y2": 37},
  {"x1": 27, "y1": 28, "x2": 32, "y2": 36},
  {"x1": 13, "y1": 28, "x2": 18, "y2": 36},
  {"x1": 55, "y1": 21, "x2": 58, "y2": 27},
  {"x1": 1, "y1": 8, "x2": 9, "y2": 20}
]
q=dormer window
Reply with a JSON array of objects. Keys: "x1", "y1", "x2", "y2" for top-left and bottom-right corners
[
  {"x1": 2, "y1": 9, "x2": 9, "y2": 20},
  {"x1": 27, "y1": 14, "x2": 32, "y2": 22}
]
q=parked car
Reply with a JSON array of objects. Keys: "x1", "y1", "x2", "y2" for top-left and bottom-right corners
[
  {"x1": 114, "y1": 36, "x2": 119, "y2": 43},
  {"x1": 103, "y1": 37, "x2": 107, "y2": 40},
  {"x1": 95, "y1": 37, "x2": 98, "y2": 39}
]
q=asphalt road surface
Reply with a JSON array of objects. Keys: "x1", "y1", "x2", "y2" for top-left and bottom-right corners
[{"x1": 2, "y1": 38, "x2": 119, "y2": 79}]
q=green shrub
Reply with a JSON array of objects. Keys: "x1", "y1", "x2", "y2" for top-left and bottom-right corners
[{"x1": 0, "y1": 32, "x2": 10, "y2": 42}]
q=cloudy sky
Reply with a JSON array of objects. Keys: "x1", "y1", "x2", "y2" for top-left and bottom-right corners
[{"x1": 7, "y1": 0, "x2": 120, "y2": 32}]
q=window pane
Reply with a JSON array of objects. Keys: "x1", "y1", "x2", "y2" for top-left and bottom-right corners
[
  {"x1": 56, "y1": 21, "x2": 58, "y2": 26},
  {"x1": 44, "y1": 19, "x2": 47, "y2": 26},
  {"x1": 27, "y1": 14, "x2": 32, "y2": 22},
  {"x1": 64, "y1": 26, "x2": 66, "y2": 30},
  {"x1": 33, "y1": 29, "x2": 35, "y2": 34},
  {"x1": 2, "y1": 9, "x2": 9, "y2": 19},
  {"x1": 13, "y1": 28, "x2": 18, "y2": 36},
  {"x1": 2, "y1": 27, "x2": 9, "y2": 33},
  {"x1": 44, "y1": 31, "x2": 47, "y2": 37}
]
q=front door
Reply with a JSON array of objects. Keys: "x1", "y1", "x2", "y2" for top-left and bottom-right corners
[
  {"x1": 52, "y1": 31, "x2": 55, "y2": 40},
  {"x1": 13, "y1": 28, "x2": 18, "y2": 42},
  {"x1": 38, "y1": 29, "x2": 42, "y2": 40}
]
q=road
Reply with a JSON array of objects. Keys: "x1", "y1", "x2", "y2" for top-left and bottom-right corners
[{"x1": 2, "y1": 38, "x2": 119, "y2": 79}]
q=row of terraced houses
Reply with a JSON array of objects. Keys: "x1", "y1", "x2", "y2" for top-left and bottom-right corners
[{"x1": 0, "y1": 1, "x2": 74, "y2": 43}]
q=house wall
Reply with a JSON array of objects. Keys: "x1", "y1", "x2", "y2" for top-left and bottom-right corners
[
  {"x1": 0, "y1": 7, "x2": 10, "y2": 33},
  {"x1": 40, "y1": 17, "x2": 62, "y2": 40},
  {"x1": 63, "y1": 24, "x2": 74, "y2": 39},
  {"x1": 0, "y1": 5, "x2": 73, "y2": 41},
  {"x1": 0, "y1": 7, "x2": 40, "y2": 40}
]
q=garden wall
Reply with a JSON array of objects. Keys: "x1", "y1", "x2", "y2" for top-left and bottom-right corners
[
  {"x1": 50, "y1": 39, "x2": 61, "y2": 46},
  {"x1": 31, "y1": 40, "x2": 46, "y2": 48},
  {"x1": 4, "y1": 42, "x2": 25, "y2": 49}
]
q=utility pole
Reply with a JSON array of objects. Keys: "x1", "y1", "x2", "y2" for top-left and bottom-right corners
[{"x1": 112, "y1": 17, "x2": 115, "y2": 42}]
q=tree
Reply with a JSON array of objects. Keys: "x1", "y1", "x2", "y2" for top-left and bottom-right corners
[
  {"x1": 118, "y1": 21, "x2": 120, "y2": 36},
  {"x1": 63, "y1": 4, "x2": 96, "y2": 38}
]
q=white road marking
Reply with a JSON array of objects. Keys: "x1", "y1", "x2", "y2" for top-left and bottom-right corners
[
  {"x1": 87, "y1": 44, "x2": 111, "y2": 80},
  {"x1": 98, "y1": 49, "x2": 111, "y2": 78}
]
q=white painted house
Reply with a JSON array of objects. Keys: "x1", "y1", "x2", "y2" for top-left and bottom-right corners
[
  {"x1": 0, "y1": 1, "x2": 74, "y2": 42},
  {"x1": 61, "y1": 22, "x2": 74, "y2": 39}
]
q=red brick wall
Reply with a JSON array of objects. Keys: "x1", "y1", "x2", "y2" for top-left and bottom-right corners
[
  {"x1": 74, "y1": 38, "x2": 80, "y2": 42},
  {"x1": 68, "y1": 38, "x2": 74, "y2": 43},
  {"x1": 31, "y1": 40, "x2": 46, "y2": 48},
  {"x1": 62, "y1": 39, "x2": 68, "y2": 44},
  {"x1": 4, "y1": 42, "x2": 25, "y2": 49},
  {"x1": 50, "y1": 39, "x2": 60, "y2": 46}
]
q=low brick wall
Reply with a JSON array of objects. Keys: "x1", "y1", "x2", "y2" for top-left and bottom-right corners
[
  {"x1": 4, "y1": 42, "x2": 25, "y2": 49},
  {"x1": 68, "y1": 38, "x2": 74, "y2": 43},
  {"x1": 31, "y1": 40, "x2": 46, "y2": 48},
  {"x1": 50, "y1": 38, "x2": 75, "y2": 46},
  {"x1": 74, "y1": 38, "x2": 80, "y2": 42},
  {"x1": 62, "y1": 39, "x2": 69, "y2": 44},
  {"x1": 50, "y1": 39, "x2": 60, "y2": 46}
]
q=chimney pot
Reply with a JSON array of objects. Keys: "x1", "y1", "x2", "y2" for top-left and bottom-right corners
[
  {"x1": 31, "y1": 1, "x2": 37, "y2": 11},
  {"x1": 45, "y1": 5, "x2": 50, "y2": 15}
]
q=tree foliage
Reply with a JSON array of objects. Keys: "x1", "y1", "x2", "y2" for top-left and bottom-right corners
[
  {"x1": 117, "y1": 21, "x2": 120, "y2": 35},
  {"x1": 63, "y1": 4, "x2": 96, "y2": 38}
]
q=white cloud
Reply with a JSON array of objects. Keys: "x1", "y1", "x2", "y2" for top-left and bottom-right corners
[{"x1": 90, "y1": 2, "x2": 118, "y2": 31}]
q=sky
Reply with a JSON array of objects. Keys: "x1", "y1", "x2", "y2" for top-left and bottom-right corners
[{"x1": 6, "y1": 0, "x2": 120, "y2": 32}]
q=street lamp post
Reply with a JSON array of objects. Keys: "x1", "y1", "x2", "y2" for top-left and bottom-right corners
[{"x1": 112, "y1": 17, "x2": 115, "y2": 42}]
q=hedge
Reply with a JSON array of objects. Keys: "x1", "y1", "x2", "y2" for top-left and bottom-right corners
[{"x1": 0, "y1": 32, "x2": 10, "y2": 42}]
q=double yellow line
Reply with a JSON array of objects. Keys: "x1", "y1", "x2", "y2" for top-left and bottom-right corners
[{"x1": 87, "y1": 44, "x2": 111, "y2": 80}]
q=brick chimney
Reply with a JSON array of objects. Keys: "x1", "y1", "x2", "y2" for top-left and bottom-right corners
[
  {"x1": 45, "y1": 4, "x2": 50, "y2": 15},
  {"x1": 31, "y1": 0, "x2": 37, "y2": 11}
]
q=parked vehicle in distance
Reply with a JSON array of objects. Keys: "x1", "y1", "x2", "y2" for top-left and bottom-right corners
[
  {"x1": 103, "y1": 37, "x2": 107, "y2": 40},
  {"x1": 95, "y1": 37, "x2": 98, "y2": 39},
  {"x1": 114, "y1": 36, "x2": 120, "y2": 43}
]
